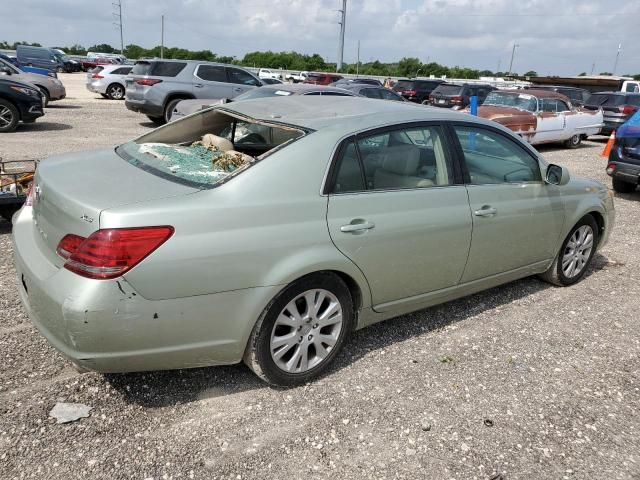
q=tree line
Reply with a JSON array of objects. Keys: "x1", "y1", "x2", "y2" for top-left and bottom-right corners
[{"x1": 2, "y1": 41, "x2": 639, "y2": 80}]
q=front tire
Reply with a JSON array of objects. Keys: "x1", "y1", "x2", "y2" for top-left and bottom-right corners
[
  {"x1": 563, "y1": 134, "x2": 582, "y2": 149},
  {"x1": 146, "y1": 115, "x2": 164, "y2": 126},
  {"x1": 244, "y1": 272, "x2": 354, "y2": 386},
  {"x1": 0, "y1": 99, "x2": 19, "y2": 133},
  {"x1": 612, "y1": 177, "x2": 636, "y2": 194},
  {"x1": 163, "y1": 98, "x2": 185, "y2": 124},
  {"x1": 539, "y1": 215, "x2": 599, "y2": 286}
]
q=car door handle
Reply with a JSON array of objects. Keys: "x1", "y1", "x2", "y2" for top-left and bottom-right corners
[
  {"x1": 340, "y1": 221, "x2": 375, "y2": 233},
  {"x1": 194, "y1": 84, "x2": 204, "y2": 88},
  {"x1": 473, "y1": 206, "x2": 497, "y2": 217}
]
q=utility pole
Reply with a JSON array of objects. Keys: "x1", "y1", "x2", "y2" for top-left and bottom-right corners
[
  {"x1": 590, "y1": 62, "x2": 595, "y2": 75},
  {"x1": 112, "y1": 0, "x2": 124, "y2": 55},
  {"x1": 356, "y1": 40, "x2": 360, "y2": 77},
  {"x1": 496, "y1": 59, "x2": 501, "y2": 74},
  {"x1": 337, "y1": 0, "x2": 346, "y2": 72},
  {"x1": 161, "y1": 15, "x2": 164, "y2": 59},
  {"x1": 507, "y1": 42, "x2": 519, "y2": 76},
  {"x1": 613, "y1": 43, "x2": 622, "y2": 75}
]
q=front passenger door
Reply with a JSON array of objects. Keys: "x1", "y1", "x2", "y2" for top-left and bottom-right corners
[{"x1": 451, "y1": 124, "x2": 564, "y2": 283}]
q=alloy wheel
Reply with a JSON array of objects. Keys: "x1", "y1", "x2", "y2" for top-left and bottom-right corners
[
  {"x1": 109, "y1": 85, "x2": 124, "y2": 99},
  {"x1": 0, "y1": 106, "x2": 14, "y2": 128},
  {"x1": 562, "y1": 225, "x2": 594, "y2": 278},
  {"x1": 270, "y1": 288, "x2": 343, "y2": 373}
]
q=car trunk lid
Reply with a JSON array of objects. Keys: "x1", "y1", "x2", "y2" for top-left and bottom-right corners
[{"x1": 31, "y1": 148, "x2": 197, "y2": 267}]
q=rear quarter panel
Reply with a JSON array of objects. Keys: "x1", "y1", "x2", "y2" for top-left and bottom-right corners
[{"x1": 101, "y1": 129, "x2": 372, "y2": 308}]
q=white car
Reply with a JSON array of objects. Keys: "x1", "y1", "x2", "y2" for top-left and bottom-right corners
[
  {"x1": 285, "y1": 71, "x2": 309, "y2": 83},
  {"x1": 257, "y1": 68, "x2": 280, "y2": 80},
  {"x1": 86, "y1": 64, "x2": 133, "y2": 100}
]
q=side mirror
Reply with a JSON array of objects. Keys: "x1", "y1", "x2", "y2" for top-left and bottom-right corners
[
  {"x1": 0, "y1": 66, "x2": 12, "y2": 75},
  {"x1": 545, "y1": 164, "x2": 570, "y2": 186}
]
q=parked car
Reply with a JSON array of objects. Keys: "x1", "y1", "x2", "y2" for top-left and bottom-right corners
[
  {"x1": 0, "y1": 53, "x2": 56, "y2": 78},
  {"x1": 428, "y1": 83, "x2": 495, "y2": 109},
  {"x1": 257, "y1": 68, "x2": 280, "y2": 80},
  {"x1": 331, "y1": 78, "x2": 383, "y2": 87},
  {"x1": 303, "y1": 73, "x2": 344, "y2": 85},
  {"x1": 51, "y1": 49, "x2": 83, "y2": 72},
  {"x1": 392, "y1": 78, "x2": 445, "y2": 104},
  {"x1": 0, "y1": 77, "x2": 44, "y2": 132},
  {"x1": 13, "y1": 96, "x2": 613, "y2": 386},
  {"x1": 0, "y1": 58, "x2": 66, "y2": 106},
  {"x1": 338, "y1": 83, "x2": 405, "y2": 101},
  {"x1": 0, "y1": 160, "x2": 35, "y2": 221},
  {"x1": 125, "y1": 59, "x2": 262, "y2": 125},
  {"x1": 284, "y1": 71, "x2": 308, "y2": 83},
  {"x1": 477, "y1": 89, "x2": 603, "y2": 148},
  {"x1": 86, "y1": 65, "x2": 132, "y2": 100},
  {"x1": 584, "y1": 92, "x2": 640, "y2": 135},
  {"x1": 261, "y1": 77, "x2": 283, "y2": 85},
  {"x1": 606, "y1": 109, "x2": 640, "y2": 193},
  {"x1": 16, "y1": 45, "x2": 66, "y2": 73},
  {"x1": 81, "y1": 56, "x2": 117, "y2": 72},
  {"x1": 170, "y1": 83, "x2": 357, "y2": 122},
  {"x1": 525, "y1": 85, "x2": 591, "y2": 107}
]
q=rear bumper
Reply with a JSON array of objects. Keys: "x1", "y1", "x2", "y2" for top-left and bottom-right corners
[
  {"x1": 86, "y1": 81, "x2": 107, "y2": 94},
  {"x1": 47, "y1": 83, "x2": 66, "y2": 101},
  {"x1": 12, "y1": 207, "x2": 281, "y2": 373},
  {"x1": 125, "y1": 98, "x2": 164, "y2": 117}
]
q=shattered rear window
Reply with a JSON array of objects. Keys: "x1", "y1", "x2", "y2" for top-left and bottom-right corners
[{"x1": 117, "y1": 108, "x2": 306, "y2": 188}]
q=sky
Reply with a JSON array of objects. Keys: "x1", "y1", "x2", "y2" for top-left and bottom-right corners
[{"x1": 2, "y1": 0, "x2": 639, "y2": 76}]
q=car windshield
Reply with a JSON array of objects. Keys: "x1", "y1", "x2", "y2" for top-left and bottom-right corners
[
  {"x1": 235, "y1": 88, "x2": 294, "y2": 100},
  {"x1": 116, "y1": 109, "x2": 305, "y2": 188},
  {"x1": 484, "y1": 92, "x2": 538, "y2": 112},
  {"x1": 586, "y1": 94, "x2": 625, "y2": 107},
  {"x1": 393, "y1": 80, "x2": 414, "y2": 90},
  {"x1": 433, "y1": 84, "x2": 463, "y2": 95}
]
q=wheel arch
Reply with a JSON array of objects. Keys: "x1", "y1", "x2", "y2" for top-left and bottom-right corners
[
  {"x1": 163, "y1": 91, "x2": 195, "y2": 109},
  {"x1": 0, "y1": 96, "x2": 20, "y2": 120}
]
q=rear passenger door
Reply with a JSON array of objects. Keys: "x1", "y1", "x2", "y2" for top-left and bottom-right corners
[
  {"x1": 450, "y1": 124, "x2": 564, "y2": 282},
  {"x1": 194, "y1": 64, "x2": 231, "y2": 99},
  {"x1": 326, "y1": 123, "x2": 472, "y2": 310}
]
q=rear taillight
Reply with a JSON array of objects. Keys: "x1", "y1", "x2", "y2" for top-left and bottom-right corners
[
  {"x1": 606, "y1": 164, "x2": 616, "y2": 175},
  {"x1": 24, "y1": 183, "x2": 34, "y2": 206},
  {"x1": 91, "y1": 74, "x2": 104, "y2": 79},
  {"x1": 620, "y1": 105, "x2": 637, "y2": 115},
  {"x1": 134, "y1": 79, "x2": 163, "y2": 86},
  {"x1": 58, "y1": 226, "x2": 174, "y2": 280},
  {"x1": 403, "y1": 89, "x2": 417, "y2": 96},
  {"x1": 56, "y1": 234, "x2": 86, "y2": 260},
  {"x1": 452, "y1": 96, "x2": 464, "y2": 103}
]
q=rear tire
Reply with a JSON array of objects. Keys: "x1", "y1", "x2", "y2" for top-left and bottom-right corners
[
  {"x1": 612, "y1": 177, "x2": 636, "y2": 193},
  {"x1": 146, "y1": 115, "x2": 165, "y2": 126},
  {"x1": 563, "y1": 134, "x2": 581, "y2": 149},
  {"x1": 244, "y1": 272, "x2": 354, "y2": 386},
  {"x1": 539, "y1": 215, "x2": 598, "y2": 286},
  {"x1": 164, "y1": 98, "x2": 186, "y2": 123},
  {"x1": 0, "y1": 99, "x2": 19, "y2": 133},
  {"x1": 106, "y1": 83, "x2": 125, "y2": 100}
]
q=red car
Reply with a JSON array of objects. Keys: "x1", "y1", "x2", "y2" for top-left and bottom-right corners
[
  {"x1": 303, "y1": 73, "x2": 343, "y2": 86},
  {"x1": 81, "y1": 57, "x2": 117, "y2": 72}
]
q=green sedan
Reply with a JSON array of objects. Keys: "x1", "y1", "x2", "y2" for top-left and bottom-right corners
[{"x1": 12, "y1": 96, "x2": 615, "y2": 386}]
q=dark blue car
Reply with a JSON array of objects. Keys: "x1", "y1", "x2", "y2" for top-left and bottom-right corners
[{"x1": 607, "y1": 110, "x2": 640, "y2": 193}]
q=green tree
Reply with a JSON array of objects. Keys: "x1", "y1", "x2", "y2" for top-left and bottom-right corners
[
  {"x1": 578, "y1": 72, "x2": 587, "y2": 76},
  {"x1": 398, "y1": 57, "x2": 422, "y2": 77},
  {"x1": 87, "y1": 44, "x2": 116, "y2": 54},
  {"x1": 524, "y1": 70, "x2": 538, "y2": 77}
]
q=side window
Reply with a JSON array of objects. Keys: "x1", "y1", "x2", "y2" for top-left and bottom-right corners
[
  {"x1": 196, "y1": 65, "x2": 226, "y2": 82},
  {"x1": 320, "y1": 91, "x2": 352, "y2": 96},
  {"x1": 453, "y1": 126, "x2": 541, "y2": 184},
  {"x1": 361, "y1": 88, "x2": 382, "y2": 99},
  {"x1": 357, "y1": 126, "x2": 451, "y2": 190},
  {"x1": 333, "y1": 142, "x2": 365, "y2": 193},
  {"x1": 151, "y1": 62, "x2": 187, "y2": 77},
  {"x1": 227, "y1": 68, "x2": 260, "y2": 86},
  {"x1": 380, "y1": 89, "x2": 402, "y2": 101},
  {"x1": 557, "y1": 100, "x2": 571, "y2": 111},
  {"x1": 541, "y1": 98, "x2": 558, "y2": 113}
]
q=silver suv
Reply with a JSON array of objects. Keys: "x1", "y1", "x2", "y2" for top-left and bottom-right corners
[{"x1": 125, "y1": 59, "x2": 262, "y2": 124}]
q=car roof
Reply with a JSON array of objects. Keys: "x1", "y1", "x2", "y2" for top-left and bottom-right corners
[
  {"x1": 255, "y1": 84, "x2": 355, "y2": 95},
  {"x1": 496, "y1": 89, "x2": 572, "y2": 101},
  {"x1": 218, "y1": 95, "x2": 490, "y2": 131},
  {"x1": 590, "y1": 91, "x2": 640, "y2": 96}
]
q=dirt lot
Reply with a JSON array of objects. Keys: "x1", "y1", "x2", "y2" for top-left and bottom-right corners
[{"x1": 1, "y1": 74, "x2": 639, "y2": 480}]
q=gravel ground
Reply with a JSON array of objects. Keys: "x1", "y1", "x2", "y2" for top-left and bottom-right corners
[{"x1": 1, "y1": 74, "x2": 639, "y2": 480}]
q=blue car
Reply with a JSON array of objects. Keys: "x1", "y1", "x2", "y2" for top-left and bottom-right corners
[
  {"x1": 0, "y1": 53, "x2": 56, "y2": 78},
  {"x1": 607, "y1": 110, "x2": 640, "y2": 193}
]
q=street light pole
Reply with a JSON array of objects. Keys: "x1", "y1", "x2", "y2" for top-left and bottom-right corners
[
  {"x1": 161, "y1": 15, "x2": 164, "y2": 59},
  {"x1": 356, "y1": 40, "x2": 360, "y2": 77},
  {"x1": 508, "y1": 43, "x2": 519, "y2": 76},
  {"x1": 337, "y1": 0, "x2": 346, "y2": 72},
  {"x1": 613, "y1": 43, "x2": 622, "y2": 75}
]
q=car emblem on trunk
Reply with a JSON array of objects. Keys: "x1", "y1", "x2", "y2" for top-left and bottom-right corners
[{"x1": 80, "y1": 214, "x2": 94, "y2": 223}]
